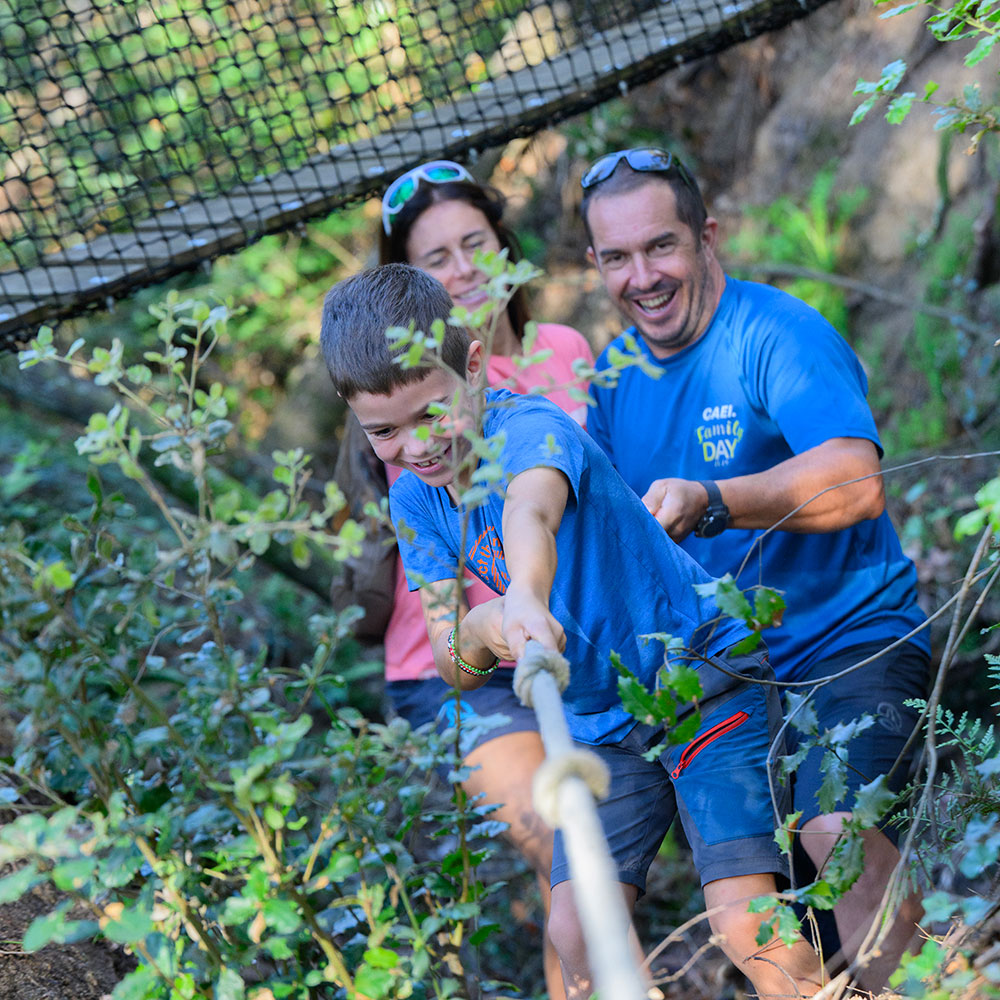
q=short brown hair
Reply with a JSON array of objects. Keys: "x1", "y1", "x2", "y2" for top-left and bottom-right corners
[
  {"x1": 581, "y1": 163, "x2": 707, "y2": 243},
  {"x1": 320, "y1": 264, "x2": 471, "y2": 399}
]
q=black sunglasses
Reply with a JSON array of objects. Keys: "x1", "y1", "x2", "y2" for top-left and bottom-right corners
[{"x1": 581, "y1": 147, "x2": 695, "y2": 192}]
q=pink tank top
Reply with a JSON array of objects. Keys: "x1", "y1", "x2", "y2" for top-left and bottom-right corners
[{"x1": 384, "y1": 323, "x2": 594, "y2": 681}]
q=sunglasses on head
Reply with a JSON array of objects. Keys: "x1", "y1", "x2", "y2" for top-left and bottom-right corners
[
  {"x1": 382, "y1": 160, "x2": 475, "y2": 235},
  {"x1": 581, "y1": 147, "x2": 695, "y2": 191}
]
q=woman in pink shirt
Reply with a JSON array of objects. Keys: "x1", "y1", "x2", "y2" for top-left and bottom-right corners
[{"x1": 334, "y1": 161, "x2": 593, "y2": 999}]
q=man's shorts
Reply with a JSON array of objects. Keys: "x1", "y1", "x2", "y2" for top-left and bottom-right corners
[
  {"x1": 550, "y1": 649, "x2": 788, "y2": 893},
  {"x1": 387, "y1": 669, "x2": 539, "y2": 768},
  {"x1": 785, "y1": 639, "x2": 932, "y2": 842}
]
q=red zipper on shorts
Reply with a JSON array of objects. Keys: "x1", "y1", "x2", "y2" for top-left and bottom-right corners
[{"x1": 669, "y1": 710, "x2": 750, "y2": 779}]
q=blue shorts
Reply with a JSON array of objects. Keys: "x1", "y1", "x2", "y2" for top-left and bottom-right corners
[
  {"x1": 786, "y1": 639, "x2": 932, "y2": 839},
  {"x1": 386, "y1": 670, "x2": 539, "y2": 768},
  {"x1": 550, "y1": 650, "x2": 788, "y2": 893}
]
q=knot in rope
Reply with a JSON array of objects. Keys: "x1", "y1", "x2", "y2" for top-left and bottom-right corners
[
  {"x1": 513, "y1": 639, "x2": 570, "y2": 706},
  {"x1": 532, "y1": 750, "x2": 611, "y2": 827}
]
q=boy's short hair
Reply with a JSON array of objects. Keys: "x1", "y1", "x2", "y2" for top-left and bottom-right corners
[{"x1": 320, "y1": 263, "x2": 471, "y2": 399}]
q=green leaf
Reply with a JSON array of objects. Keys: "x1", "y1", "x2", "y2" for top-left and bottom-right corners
[
  {"x1": 965, "y1": 33, "x2": 996, "y2": 67},
  {"x1": 110, "y1": 965, "x2": 161, "y2": 1000},
  {"x1": 825, "y1": 829, "x2": 865, "y2": 891},
  {"x1": 731, "y1": 631, "x2": 763, "y2": 655},
  {"x1": 773, "y1": 902, "x2": 803, "y2": 946},
  {"x1": 469, "y1": 922, "x2": 499, "y2": 946},
  {"x1": 755, "y1": 914, "x2": 776, "y2": 946},
  {"x1": 262, "y1": 898, "x2": 302, "y2": 934},
  {"x1": 312, "y1": 852, "x2": 360, "y2": 887},
  {"x1": 851, "y1": 774, "x2": 897, "y2": 828},
  {"x1": 51, "y1": 858, "x2": 93, "y2": 892},
  {"x1": 249, "y1": 531, "x2": 270, "y2": 555},
  {"x1": 774, "y1": 810, "x2": 801, "y2": 854},
  {"x1": 35, "y1": 560, "x2": 73, "y2": 592},
  {"x1": 263, "y1": 804, "x2": 285, "y2": 829},
  {"x1": 851, "y1": 93, "x2": 877, "y2": 125},
  {"x1": 752, "y1": 587, "x2": 785, "y2": 627},
  {"x1": 920, "y1": 890, "x2": 959, "y2": 923},
  {"x1": 963, "y1": 83, "x2": 983, "y2": 111},
  {"x1": 886, "y1": 92, "x2": 915, "y2": 124},
  {"x1": 714, "y1": 585, "x2": 752, "y2": 623},
  {"x1": 214, "y1": 966, "x2": 246, "y2": 1000},
  {"x1": 103, "y1": 902, "x2": 154, "y2": 945},
  {"x1": 618, "y1": 674, "x2": 658, "y2": 725},
  {"x1": 363, "y1": 946, "x2": 400, "y2": 969},
  {"x1": 664, "y1": 663, "x2": 702, "y2": 701},
  {"x1": 784, "y1": 691, "x2": 818, "y2": 735},
  {"x1": 796, "y1": 879, "x2": 838, "y2": 910},
  {"x1": 816, "y1": 751, "x2": 847, "y2": 815},
  {"x1": 670, "y1": 711, "x2": 701, "y2": 746},
  {"x1": 0, "y1": 865, "x2": 41, "y2": 904},
  {"x1": 23, "y1": 904, "x2": 72, "y2": 951},
  {"x1": 877, "y1": 59, "x2": 907, "y2": 92},
  {"x1": 354, "y1": 966, "x2": 394, "y2": 999},
  {"x1": 291, "y1": 536, "x2": 311, "y2": 569}
]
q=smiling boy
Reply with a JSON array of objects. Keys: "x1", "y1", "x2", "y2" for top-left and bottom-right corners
[{"x1": 319, "y1": 262, "x2": 823, "y2": 999}]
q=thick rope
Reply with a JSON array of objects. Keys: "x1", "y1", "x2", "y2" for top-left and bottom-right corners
[{"x1": 513, "y1": 640, "x2": 647, "y2": 1000}]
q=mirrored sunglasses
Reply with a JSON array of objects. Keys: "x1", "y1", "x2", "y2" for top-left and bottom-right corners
[
  {"x1": 581, "y1": 147, "x2": 693, "y2": 191},
  {"x1": 382, "y1": 160, "x2": 475, "y2": 234}
]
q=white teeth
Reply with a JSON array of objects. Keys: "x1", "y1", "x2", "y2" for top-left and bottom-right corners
[{"x1": 637, "y1": 291, "x2": 673, "y2": 310}]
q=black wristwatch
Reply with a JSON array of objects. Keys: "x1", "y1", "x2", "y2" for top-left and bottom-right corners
[{"x1": 694, "y1": 480, "x2": 730, "y2": 538}]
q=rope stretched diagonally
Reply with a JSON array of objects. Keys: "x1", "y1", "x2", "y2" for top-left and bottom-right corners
[{"x1": 513, "y1": 640, "x2": 647, "y2": 1000}]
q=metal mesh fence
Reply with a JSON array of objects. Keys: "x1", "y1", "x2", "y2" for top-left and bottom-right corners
[{"x1": 0, "y1": 0, "x2": 833, "y2": 348}]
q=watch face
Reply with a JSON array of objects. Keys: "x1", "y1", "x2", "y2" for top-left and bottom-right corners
[
  {"x1": 698, "y1": 512, "x2": 727, "y2": 538},
  {"x1": 695, "y1": 501, "x2": 729, "y2": 538}
]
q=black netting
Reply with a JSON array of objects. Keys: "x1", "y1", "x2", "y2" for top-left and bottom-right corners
[{"x1": 0, "y1": 0, "x2": 833, "y2": 349}]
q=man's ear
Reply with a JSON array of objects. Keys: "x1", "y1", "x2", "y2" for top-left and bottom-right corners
[
  {"x1": 701, "y1": 217, "x2": 719, "y2": 253},
  {"x1": 586, "y1": 246, "x2": 597, "y2": 269},
  {"x1": 465, "y1": 339, "x2": 485, "y2": 385}
]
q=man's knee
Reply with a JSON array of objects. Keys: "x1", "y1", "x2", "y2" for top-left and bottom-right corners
[
  {"x1": 547, "y1": 882, "x2": 587, "y2": 967},
  {"x1": 547, "y1": 880, "x2": 639, "y2": 968}
]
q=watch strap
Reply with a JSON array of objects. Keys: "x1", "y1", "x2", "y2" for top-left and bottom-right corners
[
  {"x1": 699, "y1": 480, "x2": 723, "y2": 510},
  {"x1": 694, "y1": 479, "x2": 729, "y2": 538}
]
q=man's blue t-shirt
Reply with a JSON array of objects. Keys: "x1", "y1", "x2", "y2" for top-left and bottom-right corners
[
  {"x1": 589, "y1": 276, "x2": 928, "y2": 682},
  {"x1": 390, "y1": 387, "x2": 750, "y2": 745}
]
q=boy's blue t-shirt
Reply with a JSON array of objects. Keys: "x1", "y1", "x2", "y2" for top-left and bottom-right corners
[
  {"x1": 588, "y1": 276, "x2": 928, "y2": 682},
  {"x1": 389, "y1": 387, "x2": 750, "y2": 746}
]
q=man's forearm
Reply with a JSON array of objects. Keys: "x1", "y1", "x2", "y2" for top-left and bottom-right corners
[
  {"x1": 720, "y1": 438, "x2": 884, "y2": 533},
  {"x1": 645, "y1": 437, "x2": 885, "y2": 539}
]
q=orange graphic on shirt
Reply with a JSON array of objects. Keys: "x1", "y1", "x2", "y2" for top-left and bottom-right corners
[{"x1": 468, "y1": 526, "x2": 508, "y2": 593}]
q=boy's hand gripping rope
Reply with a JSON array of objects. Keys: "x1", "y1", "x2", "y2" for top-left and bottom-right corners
[{"x1": 513, "y1": 640, "x2": 647, "y2": 1000}]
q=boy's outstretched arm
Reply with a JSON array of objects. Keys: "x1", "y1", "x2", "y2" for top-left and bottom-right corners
[
  {"x1": 419, "y1": 466, "x2": 569, "y2": 689},
  {"x1": 499, "y1": 466, "x2": 569, "y2": 661}
]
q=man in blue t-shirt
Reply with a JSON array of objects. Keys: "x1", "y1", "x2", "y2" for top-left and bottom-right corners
[
  {"x1": 319, "y1": 263, "x2": 824, "y2": 1000},
  {"x1": 580, "y1": 147, "x2": 931, "y2": 989}
]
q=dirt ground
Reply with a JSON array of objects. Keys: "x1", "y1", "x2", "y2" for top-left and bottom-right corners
[{"x1": 0, "y1": 876, "x2": 132, "y2": 1000}]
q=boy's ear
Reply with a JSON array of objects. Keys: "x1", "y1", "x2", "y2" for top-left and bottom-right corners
[{"x1": 465, "y1": 340, "x2": 485, "y2": 385}]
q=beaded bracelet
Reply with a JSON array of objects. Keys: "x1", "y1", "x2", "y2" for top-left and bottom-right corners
[{"x1": 447, "y1": 628, "x2": 499, "y2": 677}]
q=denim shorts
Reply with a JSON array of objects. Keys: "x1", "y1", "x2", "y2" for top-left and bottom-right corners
[
  {"x1": 785, "y1": 639, "x2": 932, "y2": 840},
  {"x1": 387, "y1": 669, "x2": 539, "y2": 767},
  {"x1": 550, "y1": 650, "x2": 788, "y2": 892}
]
